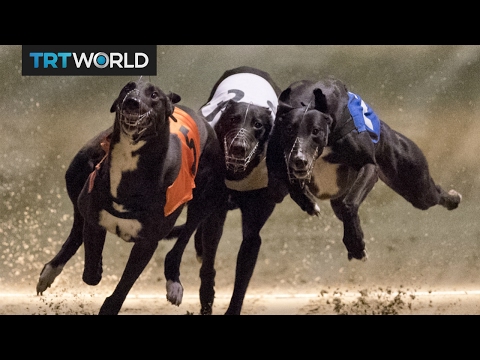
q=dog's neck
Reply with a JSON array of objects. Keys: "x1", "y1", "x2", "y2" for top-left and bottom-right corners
[
  {"x1": 225, "y1": 144, "x2": 267, "y2": 186},
  {"x1": 328, "y1": 105, "x2": 356, "y2": 145},
  {"x1": 107, "y1": 121, "x2": 172, "y2": 208}
]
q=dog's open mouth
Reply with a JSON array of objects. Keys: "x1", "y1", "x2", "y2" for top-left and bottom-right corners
[
  {"x1": 285, "y1": 137, "x2": 318, "y2": 185},
  {"x1": 290, "y1": 168, "x2": 310, "y2": 179},
  {"x1": 223, "y1": 128, "x2": 259, "y2": 173},
  {"x1": 118, "y1": 89, "x2": 154, "y2": 142},
  {"x1": 119, "y1": 109, "x2": 153, "y2": 136}
]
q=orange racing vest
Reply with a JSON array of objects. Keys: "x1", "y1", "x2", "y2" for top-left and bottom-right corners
[
  {"x1": 165, "y1": 107, "x2": 201, "y2": 216},
  {"x1": 87, "y1": 107, "x2": 201, "y2": 217}
]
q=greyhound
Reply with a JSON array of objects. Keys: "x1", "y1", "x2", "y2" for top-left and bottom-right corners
[
  {"x1": 267, "y1": 76, "x2": 462, "y2": 262},
  {"x1": 36, "y1": 79, "x2": 227, "y2": 314},
  {"x1": 167, "y1": 66, "x2": 318, "y2": 315}
]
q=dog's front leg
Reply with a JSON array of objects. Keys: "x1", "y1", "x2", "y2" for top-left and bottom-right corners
[
  {"x1": 37, "y1": 210, "x2": 85, "y2": 295},
  {"x1": 225, "y1": 194, "x2": 276, "y2": 315},
  {"x1": 99, "y1": 240, "x2": 158, "y2": 315},
  {"x1": 197, "y1": 207, "x2": 228, "y2": 315},
  {"x1": 330, "y1": 164, "x2": 378, "y2": 261},
  {"x1": 289, "y1": 185, "x2": 321, "y2": 216},
  {"x1": 82, "y1": 221, "x2": 106, "y2": 286}
]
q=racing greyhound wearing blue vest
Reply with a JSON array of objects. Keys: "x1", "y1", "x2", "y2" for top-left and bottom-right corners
[{"x1": 267, "y1": 77, "x2": 462, "y2": 262}]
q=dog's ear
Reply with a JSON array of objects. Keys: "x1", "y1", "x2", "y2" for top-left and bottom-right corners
[
  {"x1": 110, "y1": 99, "x2": 119, "y2": 113},
  {"x1": 168, "y1": 92, "x2": 181, "y2": 104},
  {"x1": 222, "y1": 99, "x2": 237, "y2": 113},
  {"x1": 278, "y1": 87, "x2": 291, "y2": 103},
  {"x1": 313, "y1": 88, "x2": 328, "y2": 113},
  {"x1": 166, "y1": 92, "x2": 181, "y2": 117},
  {"x1": 276, "y1": 100, "x2": 293, "y2": 120},
  {"x1": 110, "y1": 94, "x2": 122, "y2": 113}
]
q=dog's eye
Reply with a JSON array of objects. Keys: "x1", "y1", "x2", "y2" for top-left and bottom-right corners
[
  {"x1": 151, "y1": 91, "x2": 159, "y2": 99},
  {"x1": 253, "y1": 121, "x2": 263, "y2": 129},
  {"x1": 312, "y1": 128, "x2": 320, "y2": 135}
]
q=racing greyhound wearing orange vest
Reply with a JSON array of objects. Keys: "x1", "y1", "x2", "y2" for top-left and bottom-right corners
[{"x1": 36, "y1": 79, "x2": 227, "y2": 315}]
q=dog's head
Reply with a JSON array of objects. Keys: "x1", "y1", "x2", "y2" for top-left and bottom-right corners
[
  {"x1": 215, "y1": 99, "x2": 273, "y2": 178},
  {"x1": 110, "y1": 80, "x2": 181, "y2": 144},
  {"x1": 274, "y1": 87, "x2": 333, "y2": 184}
]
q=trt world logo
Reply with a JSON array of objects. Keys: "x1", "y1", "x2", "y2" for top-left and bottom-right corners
[{"x1": 22, "y1": 45, "x2": 157, "y2": 76}]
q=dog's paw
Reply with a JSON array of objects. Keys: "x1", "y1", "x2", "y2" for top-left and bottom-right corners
[
  {"x1": 166, "y1": 280, "x2": 184, "y2": 306},
  {"x1": 82, "y1": 259, "x2": 103, "y2": 286},
  {"x1": 348, "y1": 249, "x2": 368, "y2": 262},
  {"x1": 36, "y1": 263, "x2": 64, "y2": 295},
  {"x1": 201, "y1": 302, "x2": 213, "y2": 315},
  {"x1": 443, "y1": 189, "x2": 462, "y2": 210},
  {"x1": 307, "y1": 203, "x2": 321, "y2": 217}
]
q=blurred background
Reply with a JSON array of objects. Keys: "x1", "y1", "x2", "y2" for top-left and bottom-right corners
[{"x1": 1, "y1": 45, "x2": 480, "y2": 300}]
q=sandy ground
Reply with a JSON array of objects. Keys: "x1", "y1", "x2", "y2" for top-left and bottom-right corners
[{"x1": 2, "y1": 287, "x2": 480, "y2": 315}]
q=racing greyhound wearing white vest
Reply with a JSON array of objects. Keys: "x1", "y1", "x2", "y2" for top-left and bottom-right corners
[{"x1": 167, "y1": 66, "x2": 317, "y2": 315}]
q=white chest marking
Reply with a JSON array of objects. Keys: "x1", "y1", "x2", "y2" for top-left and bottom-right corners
[
  {"x1": 311, "y1": 147, "x2": 341, "y2": 199},
  {"x1": 99, "y1": 209, "x2": 142, "y2": 242},
  {"x1": 109, "y1": 135, "x2": 146, "y2": 198},
  {"x1": 224, "y1": 152, "x2": 268, "y2": 191},
  {"x1": 100, "y1": 134, "x2": 145, "y2": 242}
]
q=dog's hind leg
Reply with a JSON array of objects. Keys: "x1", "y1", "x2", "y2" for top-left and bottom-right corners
[
  {"x1": 438, "y1": 187, "x2": 462, "y2": 210},
  {"x1": 376, "y1": 122, "x2": 462, "y2": 211},
  {"x1": 99, "y1": 240, "x2": 159, "y2": 315},
  {"x1": 378, "y1": 164, "x2": 462, "y2": 212},
  {"x1": 225, "y1": 192, "x2": 276, "y2": 315},
  {"x1": 330, "y1": 164, "x2": 378, "y2": 261}
]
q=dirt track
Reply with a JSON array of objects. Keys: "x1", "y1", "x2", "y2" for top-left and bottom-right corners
[{"x1": 3, "y1": 287, "x2": 480, "y2": 315}]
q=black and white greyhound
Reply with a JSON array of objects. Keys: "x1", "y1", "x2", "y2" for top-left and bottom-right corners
[
  {"x1": 168, "y1": 66, "x2": 317, "y2": 315},
  {"x1": 267, "y1": 77, "x2": 462, "y2": 261},
  {"x1": 36, "y1": 79, "x2": 228, "y2": 315}
]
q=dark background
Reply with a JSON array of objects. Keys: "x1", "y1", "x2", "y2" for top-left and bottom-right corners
[{"x1": 1, "y1": 45, "x2": 479, "y2": 298}]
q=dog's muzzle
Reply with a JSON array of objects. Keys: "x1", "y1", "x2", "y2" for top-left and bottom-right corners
[
  {"x1": 223, "y1": 128, "x2": 259, "y2": 173},
  {"x1": 119, "y1": 89, "x2": 155, "y2": 143},
  {"x1": 285, "y1": 137, "x2": 318, "y2": 187}
]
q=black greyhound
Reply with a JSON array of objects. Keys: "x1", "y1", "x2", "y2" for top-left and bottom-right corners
[
  {"x1": 267, "y1": 77, "x2": 462, "y2": 261},
  {"x1": 36, "y1": 79, "x2": 227, "y2": 315},
  {"x1": 168, "y1": 66, "x2": 317, "y2": 315}
]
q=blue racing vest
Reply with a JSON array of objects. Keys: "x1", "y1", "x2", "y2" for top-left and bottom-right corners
[{"x1": 347, "y1": 92, "x2": 381, "y2": 143}]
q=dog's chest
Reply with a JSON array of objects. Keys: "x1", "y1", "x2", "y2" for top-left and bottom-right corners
[
  {"x1": 310, "y1": 147, "x2": 342, "y2": 199},
  {"x1": 98, "y1": 137, "x2": 147, "y2": 241},
  {"x1": 109, "y1": 138, "x2": 146, "y2": 198}
]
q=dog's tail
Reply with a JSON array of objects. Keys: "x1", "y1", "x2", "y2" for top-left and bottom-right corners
[{"x1": 165, "y1": 224, "x2": 185, "y2": 240}]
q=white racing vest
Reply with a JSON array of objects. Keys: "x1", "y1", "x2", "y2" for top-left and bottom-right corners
[
  {"x1": 201, "y1": 73, "x2": 278, "y2": 127},
  {"x1": 200, "y1": 72, "x2": 278, "y2": 191}
]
